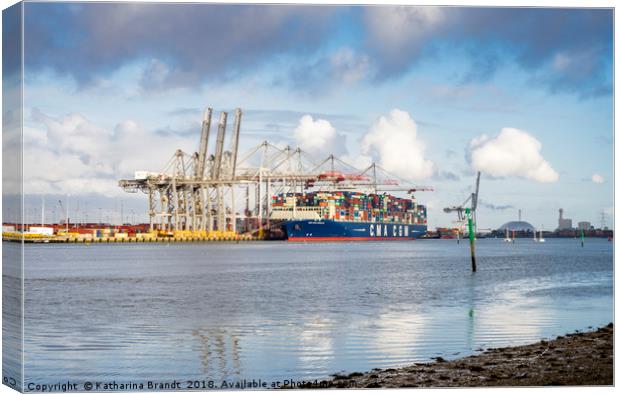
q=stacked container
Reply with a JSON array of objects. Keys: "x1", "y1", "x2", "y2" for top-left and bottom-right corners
[{"x1": 271, "y1": 191, "x2": 427, "y2": 225}]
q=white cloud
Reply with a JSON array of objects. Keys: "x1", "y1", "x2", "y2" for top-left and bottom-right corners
[
  {"x1": 551, "y1": 50, "x2": 596, "y2": 77},
  {"x1": 361, "y1": 109, "x2": 434, "y2": 179},
  {"x1": 340, "y1": 154, "x2": 373, "y2": 171},
  {"x1": 25, "y1": 110, "x2": 197, "y2": 196},
  {"x1": 592, "y1": 174, "x2": 605, "y2": 184},
  {"x1": 364, "y1": 6, "x2": 446, "y2": 56},
  {"x1": 32, "y1": 109, "x2": 112, "y2": 159},
  {"x1": 293, "y1": 115, "x2": 345, "y2": 156},
  {"x1": 139, "y1": 58, "x2": 172, "y2": 90},
  {"x1": 329, "y1": 47, "x2": 373, "y2": 83},
  {"x1": 468, "y1": 128, "x2": 559, "y2": 183}
]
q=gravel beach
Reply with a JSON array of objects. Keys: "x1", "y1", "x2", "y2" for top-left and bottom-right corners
[{"x1": 325, "y1": 323, "x2": 613, "y2": 388}]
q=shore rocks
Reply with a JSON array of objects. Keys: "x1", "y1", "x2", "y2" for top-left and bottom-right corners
[{"x1": 322, "y1": 324, "x2": 613, "y2": 388}]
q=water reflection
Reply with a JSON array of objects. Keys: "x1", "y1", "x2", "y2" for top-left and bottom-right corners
[
  {"x1": 19, "y1": 239, "x2": 612, "y2": 386},
  {"x1": 3, "y1": 244, "x2": 23, "y2": 390},
  {"x1": 297, "y1": 318, "x2": 335, "y2": 368},
  {"x1": 368, "y1": 311, "x2": 426, "y2": 362},
  {"x1": 466, "y1": 273, "x2": 476, "y2": 353},
  {"x1": 193, "y1": 328, "x2": 241, "y2": 378}
]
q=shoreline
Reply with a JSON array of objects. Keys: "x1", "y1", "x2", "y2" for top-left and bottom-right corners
[
  {"x1": 4, "y1": 235, "x2": 613, "y2": 244},
  {"x1": 325, "y1": 323, "x2": 613, "y2": 388}
]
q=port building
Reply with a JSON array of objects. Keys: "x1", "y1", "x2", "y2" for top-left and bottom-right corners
[
  {"x1": 557, "y1": 208, "x2": 573, "y2": 230},
  {"x1": 578, "y1": 221, "x2": 592, "y2": 231}
]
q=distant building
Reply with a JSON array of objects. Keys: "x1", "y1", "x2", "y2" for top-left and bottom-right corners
[
  {"x1": 499, "y1": 209, "x2": 536, "y2": 232},
  {"x1": 499, "y1": 221, "x2": 535, "y2": 232},
  {"x1": 577, "y1": 221, "x2": 592, "y2": 231},
  {"x1": 557, "y1": 208, "x2": 572, "y2": 230}
]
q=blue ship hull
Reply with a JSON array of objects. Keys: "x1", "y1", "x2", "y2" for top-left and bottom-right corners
[{"x1": 284, "y1": 219, "x2": 427, "y2": 241}]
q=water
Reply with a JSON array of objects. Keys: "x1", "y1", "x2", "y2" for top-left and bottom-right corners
[{"x1": 3, "y1": 238, "x2": 613, "y2": 390}]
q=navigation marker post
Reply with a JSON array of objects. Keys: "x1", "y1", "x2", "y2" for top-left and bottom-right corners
[
  {"x1": 444, "y1": 172, "x2": 481, "y2": 273},
  {"x1": 466, "y1": 207, "x2": 476, "y2": 272}
]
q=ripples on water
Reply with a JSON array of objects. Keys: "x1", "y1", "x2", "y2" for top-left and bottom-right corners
[{"x1": 3, "y1": 238, "x2": 613, "y2": 388}]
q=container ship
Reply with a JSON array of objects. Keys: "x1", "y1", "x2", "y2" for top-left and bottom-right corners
[{"x1": 270, "y1": 191, "x2": 427, "y2": 241}]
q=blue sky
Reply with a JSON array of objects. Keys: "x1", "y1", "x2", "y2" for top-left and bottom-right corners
[{"x1": 10, "y1": 3, "x2": 614, "y2": 229}]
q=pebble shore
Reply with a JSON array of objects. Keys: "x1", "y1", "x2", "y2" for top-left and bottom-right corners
[{"x1": 326, "y1": 323, "x2": 613, "y2": 388}]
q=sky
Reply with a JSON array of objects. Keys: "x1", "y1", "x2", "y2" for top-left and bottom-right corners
[{"x1": 4, "y1": 2, "x2": 614, "y2": 229}]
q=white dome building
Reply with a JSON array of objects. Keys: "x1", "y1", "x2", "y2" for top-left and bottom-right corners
[{"x1": 498, "y1": 221, "x2": 536, "y2": 232}]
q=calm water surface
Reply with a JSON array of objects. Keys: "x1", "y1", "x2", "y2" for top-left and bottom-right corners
[{"x1": 5, "y1": 238, "x2": 613, "y2": 389}]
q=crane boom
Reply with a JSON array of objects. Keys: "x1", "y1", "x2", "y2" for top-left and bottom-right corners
[
  {"x1": 195, "y1": 107, "x2": 212, "y2": 179},
  {"x1": 472, "y1": 171, "x2": 481, "y2": 211},
  {"x1": 212, "y1": 112, "x2": 227, "y2": 180},
  {"x1": 229, "y1": 108, "x2": 242, "y2": 180}
]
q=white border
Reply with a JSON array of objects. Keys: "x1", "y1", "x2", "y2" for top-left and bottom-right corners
[{"x1": 0, "y1": 2, "x2": 615, "y2": 394}]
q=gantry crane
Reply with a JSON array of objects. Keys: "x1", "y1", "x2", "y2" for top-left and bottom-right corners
[{"x1": 119, "y1": 105, "x2": 435, "y2": 238}]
